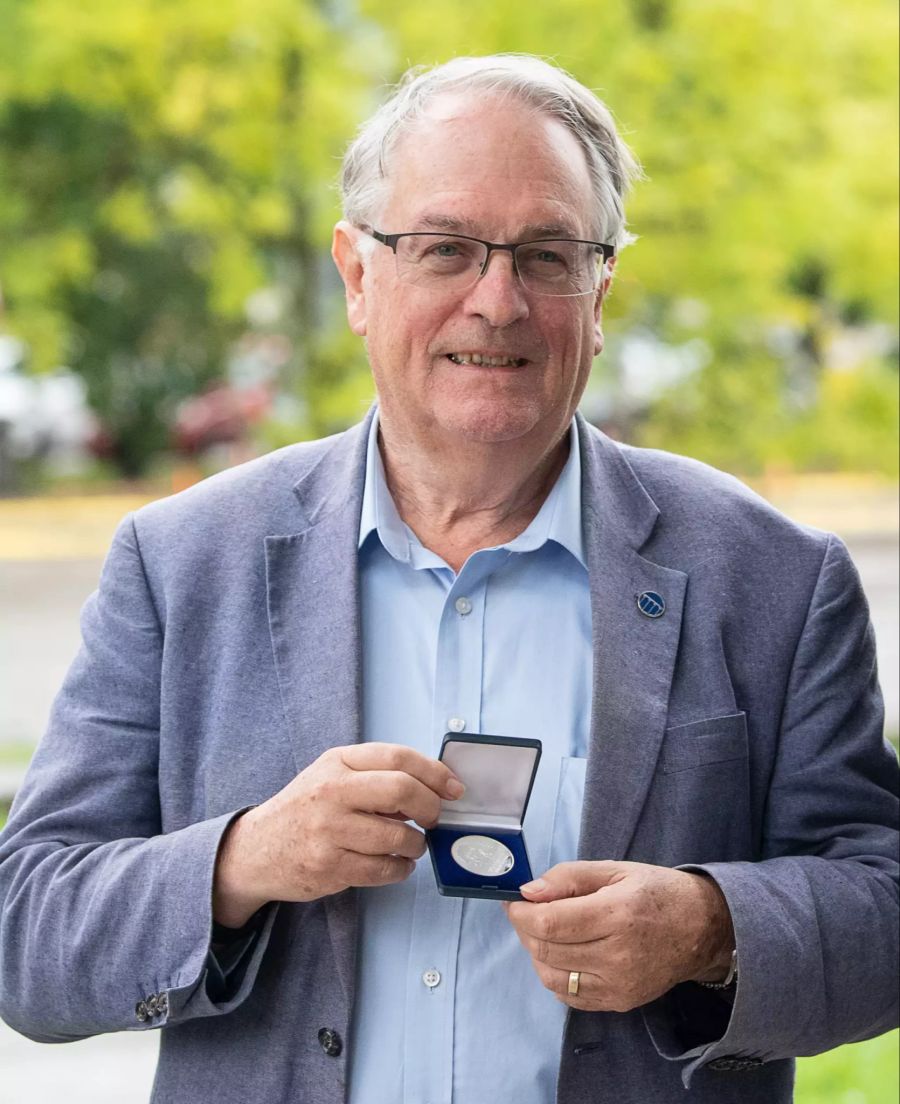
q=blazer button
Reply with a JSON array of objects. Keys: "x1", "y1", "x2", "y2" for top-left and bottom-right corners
[
  {"x1": 135, "y1": 1000, "x2": 150, "y2": 1023},
  {"x1": 317, "y1": 1028, "x2": 343, "y2": 1057},
  {"x1": 156, "y1": 992, "x2": 169, "y2": 1016},
  {"x1": 708, "y1": 1056, "x2": 763, "y2": 1072},
  {"x1": 146, "y1": 995, "x2": 159, "y2": 1017}
]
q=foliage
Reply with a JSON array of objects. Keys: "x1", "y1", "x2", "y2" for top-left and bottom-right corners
[
  {"x1": 0, "y1": 0, "x2": 897, "y2": 474},
  {"x1": 353, "y1": 0, "x2": 900, "y2": 472},
  {"x1": 638, "y1": 357, "x2": 899, "y2": 477},
  {"x1": 0, "y1": 0, "x2": 383, "y2": 473}
]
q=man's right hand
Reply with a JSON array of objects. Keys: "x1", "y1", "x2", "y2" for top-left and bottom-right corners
[{"x1": 212, "y1": 742, "x2": 465, "y2": 927}]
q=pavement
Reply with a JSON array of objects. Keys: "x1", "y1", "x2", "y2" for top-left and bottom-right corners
[
  {"x1": 0, "y1": 1022, "x2": 159, "y2": 1104},
  {"x1": 0, "y1": 482, "x2": 897, "y2": 1100}
]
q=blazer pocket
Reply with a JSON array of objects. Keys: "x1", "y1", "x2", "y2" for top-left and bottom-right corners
[{"x1": 659, "y1": 712, "x2": 748, "y2": 774}]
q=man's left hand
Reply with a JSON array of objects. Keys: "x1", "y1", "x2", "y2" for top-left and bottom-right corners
[{"x1": 503, "y1": 861, "x2": 735, "y2": 1013}]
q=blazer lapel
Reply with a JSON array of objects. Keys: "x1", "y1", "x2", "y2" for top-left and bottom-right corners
[
  {"x1": 576, "y1": 415, "x2": 688, "y2": 862},
  {"x1": 265, "y1": 518, "x2": 362, "y2": 772},
  {"x1": 264, "y1": 413, "x2": 373, "y2": 1005}
]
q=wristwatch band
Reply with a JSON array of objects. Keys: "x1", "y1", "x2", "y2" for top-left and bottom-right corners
[{"x1": 697, "y1": 948, "x2": 738, "y2": 990}]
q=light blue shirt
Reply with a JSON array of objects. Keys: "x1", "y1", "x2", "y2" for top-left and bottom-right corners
[{"x1": 348, "y1": 412, "x2": 593, "y2": 1104}]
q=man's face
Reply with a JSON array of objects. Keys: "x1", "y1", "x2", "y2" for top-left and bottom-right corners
[{"x1": 334, "y1": 93, "x2": 611, "y2": 449}]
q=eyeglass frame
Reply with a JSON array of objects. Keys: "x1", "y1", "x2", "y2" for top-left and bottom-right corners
[{"x1": 363, "y1": 228, "x2": 616, "y2": 297}]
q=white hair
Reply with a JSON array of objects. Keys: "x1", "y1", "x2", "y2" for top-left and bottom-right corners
[{"x1": 340, "y1": 54, "x2": 643, "y2": 249}]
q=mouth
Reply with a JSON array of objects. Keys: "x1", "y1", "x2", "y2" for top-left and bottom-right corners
[{"x1": 446, "y1": 353, "x2": 529, "y2": 367}]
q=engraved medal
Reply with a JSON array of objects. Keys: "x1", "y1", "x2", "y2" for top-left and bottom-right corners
[{"x1": 450, "y1": 834, "x2": 515, "y2": 877}]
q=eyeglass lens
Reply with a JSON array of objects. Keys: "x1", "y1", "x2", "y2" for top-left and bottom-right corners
[{"x1": 394, "y1": 235, "x2": 603, "y2": 296}]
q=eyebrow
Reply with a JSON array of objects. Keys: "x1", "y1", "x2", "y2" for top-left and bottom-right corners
[{"x1": 411, "y1": 214, "x2": 584, "y2": 240}]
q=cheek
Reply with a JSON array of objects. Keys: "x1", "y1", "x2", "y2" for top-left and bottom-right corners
[
  {"x1": 370, "y1": 291, "x2": 450, "y2": 359},
  {"x1": 365, "y1": 294, "x2": 451, "y2": 392},
  {"x1": 545, "y1": 309, "x2": 596, "y2": 377}
]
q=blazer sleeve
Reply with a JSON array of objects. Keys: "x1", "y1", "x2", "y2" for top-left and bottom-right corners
[
  {"x1": 0, "y1": 515, "x2": 277, "y2": 1042},
  {"x1": 644, "y1": 533, "x2": 899, "y2": 1083}
]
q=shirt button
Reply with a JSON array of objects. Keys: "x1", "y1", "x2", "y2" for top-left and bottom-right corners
[
  {"x1": 318, "y1": 1027, "x2": 343, "y2": 1057},
  {"x1": 447, "y1": 717, "x2": 466, "y2": 733},
  {"x1": 454, "y1": 596, "x2": 473, "y2": 616},
  {"x1": 422, "y1": 969, "x2": 441, "y2": 989}
]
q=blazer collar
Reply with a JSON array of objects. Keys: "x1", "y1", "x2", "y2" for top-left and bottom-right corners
[
  {"x1": 574, "y1": 410, "x2": 660, "y2": 552},
  {"x1": 287, "y1": 407, "x2": 375, "y2": 533}
]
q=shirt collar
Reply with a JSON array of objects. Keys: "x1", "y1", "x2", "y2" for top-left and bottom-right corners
[{"x1": 358, "y1": 410, "x2": 585, "y2": 569}]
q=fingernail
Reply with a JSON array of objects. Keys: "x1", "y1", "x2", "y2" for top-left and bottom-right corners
[
  {"x1": 520, "y1": 878, "x2": 547, "y2": 893},
  {"x1": 445, "y1": 778, "x2": 465, "y2": 799}
]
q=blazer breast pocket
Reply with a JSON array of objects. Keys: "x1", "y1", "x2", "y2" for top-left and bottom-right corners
[
  {"x1": 660, "y1": 712, "x2": 749, "y2": 774},
  {"x1": 636, "y1": 711, "x2": 753, "y2": 865}
]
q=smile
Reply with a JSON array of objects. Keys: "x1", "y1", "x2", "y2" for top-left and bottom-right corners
[{"x1": 447, "y1": 353, "x2": 528, "y2": 367}]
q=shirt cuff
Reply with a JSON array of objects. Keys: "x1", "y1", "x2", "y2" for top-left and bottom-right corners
[{"x1": 206, "y1": 906, "x2": 272, "y2": 1002}]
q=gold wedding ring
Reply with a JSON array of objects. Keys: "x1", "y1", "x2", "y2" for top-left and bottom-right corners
[{"x1": 567, "y1": 971, "x2": 581, "y2": 996}]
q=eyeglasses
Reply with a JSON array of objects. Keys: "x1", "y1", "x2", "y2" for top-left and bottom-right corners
[{"x1": 364, "y1": 229, "x2": 615, "y2": 298}]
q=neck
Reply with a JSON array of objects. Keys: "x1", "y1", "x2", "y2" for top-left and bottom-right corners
[{"x1": 376, "y1": 412, "x2": 572, "y2": 572}]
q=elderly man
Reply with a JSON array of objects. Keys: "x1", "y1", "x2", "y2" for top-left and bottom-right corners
[{"x1": 0, "y1": 54, "x2": 897, "y2": 1104}]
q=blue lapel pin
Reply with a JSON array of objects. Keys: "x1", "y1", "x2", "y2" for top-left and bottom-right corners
[{"x1": 637, "y1": 591, "x2": 666, "y2": 618}]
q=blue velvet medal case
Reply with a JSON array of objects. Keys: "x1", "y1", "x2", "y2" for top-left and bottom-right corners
[{"x1": 426, "y1": 733, "x2": 542, "y2": 901}]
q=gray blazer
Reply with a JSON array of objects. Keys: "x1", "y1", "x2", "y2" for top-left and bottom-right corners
[{"x1": 1, "y1": 410, "x2": 897, "y2": 1104}]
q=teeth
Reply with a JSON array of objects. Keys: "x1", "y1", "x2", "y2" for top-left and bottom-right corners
[{"x1": 449, "y1": 353, "x2": 524, "y2": 366}]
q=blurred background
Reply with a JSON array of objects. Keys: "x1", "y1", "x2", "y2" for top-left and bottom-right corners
[{"x1": 0, "y1": 0, "x2": 897, "y2": 1100}]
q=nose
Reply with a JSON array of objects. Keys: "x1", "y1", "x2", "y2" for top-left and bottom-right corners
[{"x1": 461, "y1": 248, "x2": 530, "y2": 328}]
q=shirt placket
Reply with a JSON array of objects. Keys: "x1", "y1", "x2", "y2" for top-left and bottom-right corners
[{"x1": 401, "y1": 559, "x2": 489, "y2": 1104}]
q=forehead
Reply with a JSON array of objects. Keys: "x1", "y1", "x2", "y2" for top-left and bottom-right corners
[{"x1": 381, "y1": 92, "x2": 596, "y2": 239}]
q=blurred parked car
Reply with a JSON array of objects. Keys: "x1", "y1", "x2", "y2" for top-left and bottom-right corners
[
  {"x1": 172, "y1": 383, "x2": 272, "y2": 456},
  {"x1": 0, "y1": 337, "x2": 97, "y2": 493}
]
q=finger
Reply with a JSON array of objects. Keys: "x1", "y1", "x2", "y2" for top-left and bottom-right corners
[
  {"x1": 338, "y1": 812, "x2": 427, "y2": 861},
  {"x1": 517, "y1": 932, "x2": 608, "y2": 972},
  {"x1": 519, "y1": 860, "x2": 633, "y2": 902},
  {"x1": 340, "y1": 743, "x2": 465, "y2": 800},
  {"x1": 527, "y1": 962, "x2": 619, "y2": 1013},
  {"x1": 338, "y1": 851, "x2": 416, "y2": 888},
  {"x1": 505, "y1": 893, "x2": 617, "y2": 943},
  {"x1": 344, "y1": 769, "x2": 446, "y2": 828}
]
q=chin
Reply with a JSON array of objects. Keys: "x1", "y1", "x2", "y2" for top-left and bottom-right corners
[{"x1": 433, "y1": 397, "x2": 552, "y2": 444}]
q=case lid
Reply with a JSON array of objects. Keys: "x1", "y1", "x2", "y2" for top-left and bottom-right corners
[{"x1": 437, "y1": 733, "x2": 542, "y2": 830}]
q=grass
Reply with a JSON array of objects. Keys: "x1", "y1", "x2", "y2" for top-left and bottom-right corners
[
  {"x1": 796, "y1": 1031, "x2": 898, "y2": 1103},
  {"x1": 0, "y1": 741, "x2": 35, "y2": 767},
  {"x1": 0, "y1": 743, "x2": 31, "y2": 830},
  {"x1": 0, "y1": 493, "x2": 157, "y2": 560}
]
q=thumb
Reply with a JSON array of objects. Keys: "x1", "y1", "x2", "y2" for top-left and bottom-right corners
[{"x1": 519, "y1": 860, "x2": 632, "y2": 901}]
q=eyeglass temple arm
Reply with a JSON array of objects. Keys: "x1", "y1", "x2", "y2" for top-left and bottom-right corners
[{"x1": 366, "y1": 229, "x2": 397, "y2": 250}]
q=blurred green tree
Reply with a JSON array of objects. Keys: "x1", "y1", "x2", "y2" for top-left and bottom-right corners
[
  {"x1": 355, "y1": 0, "x2": 899, "y2": 474},
  {"x1": 0, "y1": 0, "x2": 383, "y2": 474},
  {"x1": 0, "y1": 0, "x2": 896, "y2": 475}
]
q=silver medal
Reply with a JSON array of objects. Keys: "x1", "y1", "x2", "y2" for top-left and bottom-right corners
[{"x1": 450, "y1": 834, "x2": 515, "y2": 877}]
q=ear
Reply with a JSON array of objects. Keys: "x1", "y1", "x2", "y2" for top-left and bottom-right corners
[
  {"x1": 593, "y1": 255, "x2": 617, "y2": 357},
  {"x1": 332, "y1": 220, "x2": 369, "y2": 336}
]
